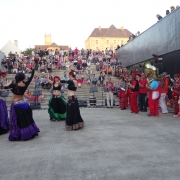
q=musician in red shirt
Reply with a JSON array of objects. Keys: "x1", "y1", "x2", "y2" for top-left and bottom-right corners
[
  {"x1": 138, "y1": 73, "x2": 148, "y2": 112},
  {"x1": 125, "y1": 74, "x2": 131, "y2": 107},
  {"x1": 127, "y1": 73, "x2": 139, "y2": 113},
  {"x1": 173, "y1": 74, "x2": 180, "y2": 117}
]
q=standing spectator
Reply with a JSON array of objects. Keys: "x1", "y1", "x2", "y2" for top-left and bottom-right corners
[{"x1": 105, "y1": 78, "x2": 114, "y2": 108}]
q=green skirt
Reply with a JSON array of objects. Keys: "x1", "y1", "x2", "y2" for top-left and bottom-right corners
[{"x1": 48, "y1": 96, "x2": 67, "y2": 121}]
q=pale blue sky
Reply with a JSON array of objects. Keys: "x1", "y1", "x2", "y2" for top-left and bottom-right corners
[{"x1": 0, "y1": 0, "x2": 179, "y2": 50}]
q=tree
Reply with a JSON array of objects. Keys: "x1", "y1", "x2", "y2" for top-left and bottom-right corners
[{"x1": 23, "y1": 48, "x2": 35, "y2": 56}]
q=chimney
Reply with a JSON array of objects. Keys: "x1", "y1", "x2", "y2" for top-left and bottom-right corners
[
  {"x1": 14, "y1": 40, "x2": 18, "y2": 47},
  {"x1": 121, "y1": 26, "x2": 124, "y2": 31},
  {"x1": 98, "y1": 26, "x2": 101, "y2": 31}
]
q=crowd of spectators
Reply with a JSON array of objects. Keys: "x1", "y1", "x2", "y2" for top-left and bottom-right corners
[
  {"x1": 156, "y1": 5, "x2": 179, "y2": 21},
  {"x1": 0, "y1": 47, "x2": 127, "y2": 94}
]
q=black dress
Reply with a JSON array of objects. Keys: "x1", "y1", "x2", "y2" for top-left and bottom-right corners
[{"x1": 60, "y1": 80, "x2": 84, "y2": 130}]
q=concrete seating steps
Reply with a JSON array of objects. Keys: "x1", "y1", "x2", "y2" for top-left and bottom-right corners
[{"x1": 4, "y1": 65, "x2": 120, "y2": 107}]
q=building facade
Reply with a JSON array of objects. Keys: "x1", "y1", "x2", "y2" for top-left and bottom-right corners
[{"x1": 85, "y1": 25, "x2": 132, "y2": 51}]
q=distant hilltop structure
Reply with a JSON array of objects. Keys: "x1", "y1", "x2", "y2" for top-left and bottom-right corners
[
  {"x1": 35, "y1": 34, "x2": 69, "y2": 50},
  {"x1": 85, "y1": 24, "x2": 132, "y2": 50}
]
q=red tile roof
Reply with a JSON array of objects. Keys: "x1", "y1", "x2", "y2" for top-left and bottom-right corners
[{"x1": 88, "y1": 25, "x2": 132, "y2": 38}]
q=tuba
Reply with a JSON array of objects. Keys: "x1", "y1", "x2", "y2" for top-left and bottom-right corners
[{"x1": 143, "y1": 60, "x2": 165, "y2": 87}]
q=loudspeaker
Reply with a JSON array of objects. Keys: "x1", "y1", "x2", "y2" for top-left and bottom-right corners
[
  {"x1": 78, "y1": 100, "x2": 87, "y2": 107},
  {"x1": 105, "y1": 99, "x2": 115, "y2": 106},
  {"x1": 30, "y1": 102, "x2": 41, "y2": 109}
]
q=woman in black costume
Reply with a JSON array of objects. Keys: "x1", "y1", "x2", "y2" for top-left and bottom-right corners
[
  {"x1": 60, "y1": 71, "x2": 84, "y2": 130},
  {"x1": 4, "y1": 61, "x2": 40, "y2": 141}
]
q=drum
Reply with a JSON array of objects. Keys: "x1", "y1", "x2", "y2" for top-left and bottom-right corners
[{"x1": 89, "y1": 96, "x2": 96, "y2": 106}]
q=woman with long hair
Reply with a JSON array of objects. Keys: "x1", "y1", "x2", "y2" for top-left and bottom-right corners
[
  {"x1": 60, "y1": 71, "x2": 84, "y2": 130},
  {"x1": 4, "y1": 61, "x2": 40, "y2": 141},
  {"x1": 0, "y1": 90, "x2": 9, "y2": 135},
  {"x1": 47, "y1": 74, "x2": 66, "y2": 121}
]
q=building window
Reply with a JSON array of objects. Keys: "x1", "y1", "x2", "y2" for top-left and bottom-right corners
[
  {"x1": 114, "y1": 40, "x2": 116, "y2": 44},
  {"x1": 107, "y1": 40, "x2": 109, "y2": 44},
  {"x1": 96, "y1": 40, "x2": 98, "y2": 44},
  {"x1": 121, "y1": 40, "x2": 124, "y2": 45}
]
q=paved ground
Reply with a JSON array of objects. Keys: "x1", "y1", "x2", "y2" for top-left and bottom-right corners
[{"x1": 0, "y1": 107, "x2": 180, "y2": 180}]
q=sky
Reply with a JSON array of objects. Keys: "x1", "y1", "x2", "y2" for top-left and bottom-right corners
[{"x1": 0, "y1": 0, "x2": 179, "y2": 51}]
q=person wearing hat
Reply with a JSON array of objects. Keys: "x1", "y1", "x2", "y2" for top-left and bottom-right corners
[
  {"x1": 159, "y1": 72, "x2": 169, "y2": 114},
  {"x1": 146, "y1": 76, "x2": 161, "y2": 116},
  {"x1": 138, "y1": 73, "x2": 148, "y2": 112},
  {"x1": 127, "y1": 73, "x2": 139, "y2": 113}
]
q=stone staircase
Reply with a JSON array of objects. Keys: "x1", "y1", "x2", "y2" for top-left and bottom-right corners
[{"x1": 4, "y1": 64, "x2": 120, "y2": 107}]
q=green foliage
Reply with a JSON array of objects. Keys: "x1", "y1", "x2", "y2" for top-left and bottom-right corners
[{"x1": 23, "y1": 48, "x2": 35, "y2": 56}]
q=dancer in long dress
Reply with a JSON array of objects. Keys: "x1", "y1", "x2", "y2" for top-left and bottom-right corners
[
  {"x1": 0, "y1": 90, "x2": 9, "y2": 135},
  {"x1": 47, "y1": 74, "x2": 67, "y2": 121},
  {"x1": 4, "y1": 61, "x2": 40, "y2": 141},
  {"x1": 60, "y1": 71, "x2": 84, "y2": 130}
]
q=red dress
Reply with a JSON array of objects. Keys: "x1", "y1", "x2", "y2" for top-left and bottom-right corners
[
  {"x1": 118, "y1": 82, "x2": 127, "y2": 109},
  {"x1": 130, "y1": 80, "x2": 139, "y2": 113}
]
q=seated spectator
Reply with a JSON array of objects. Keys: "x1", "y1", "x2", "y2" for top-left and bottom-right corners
[
  {"x1": 77, "y1": 78, "x2": 82, "y2": 88},
  {"x1": 34, "y1": 76, "x2": 41, "y2": 89},
  {"x1": 24, "y1": 90, "x2": 32, "y2": 101},
  {"x1": 26, "y1": 62, "x2": 32, "y2": 73},
  {"x1": 1, "y1": 65, "x2": 7, "y2": 77},
  {"x1": 87, "y1": 76, "x2": 91, "y2": 85},
  {"x1": 156, "y1": 14, "x2": 163, "y2": 21},
  {"x1": 102, "y1": 65, "x2": 107, "y2": 74},
  {"x1": 87, "y1": 59, "x2": 91, "y2": 66},
  {"x1": 107, "y1": 65, "x2": 113, "y2": 75},
  {"x1": 114, "y1": 67, "x2": 120, "y2": 77},
  {"x1": 38, "y1": 62, "x2": 47, "y2": 73},
  {"x1": 99, "y1": 60, "x2": 104, "y2": 70},
  {"x1": 3, "y1": 77, "x2": 9, "y2": 87},
  {"x1": 47, "y1": 63, "x2": 52, "y2": 73},
  {"x1": 13, "y1": 63, "x2": 18, "y2": 74},
  {"x1": 170, "y1": 6, "x2": 175, "y2": 12},
  {"x1": 98, "y1": 72, "x2": 105, "y2": 87},
  {"x1": 96, "y1": 61, "x2": 100, "y2": 71},
  {"x1": 77, "y1": 65, "x2": 83, "y2": 74},
  {"x1": 176, "y1": 5, "x2": 180, "y2": 9},
  {"x1": 73, "y1": 59, "x2": 78, "y2": 67},
  {"x1": 82, "y1": 59, "x2": 87, "y2": 70},
  {"x1": 82, "y1": 76, "x2": 87, "y2": 84},
  {"x1": 86, "y1": 65, "x2": 92, "y2": 75},
  {"x1": 65, "y1": 60, "x2": 70, "y2": 69},
  {"x1": 63, "y1": 72, "x2": 68, "y2": 88},
  {"x1": 91, "y1": 74, "x2": 97, "y2": 87}
]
